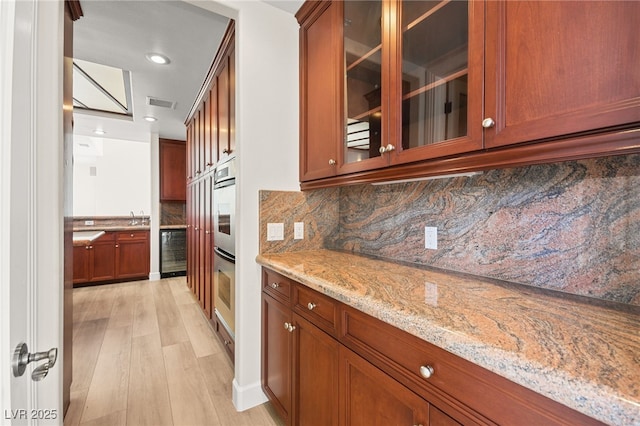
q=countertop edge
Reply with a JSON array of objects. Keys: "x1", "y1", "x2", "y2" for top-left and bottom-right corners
[{"x1": 256, "y1": 252, "x2": 638, "y2": 426}]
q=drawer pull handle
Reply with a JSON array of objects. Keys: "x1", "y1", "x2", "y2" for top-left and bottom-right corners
[
  {"x1": 283, "y1": 322, "x2": 295, "y2": 332},
  {"x1": 283, "y1": 322, "x2": 290, "y2": 330},
  {"x1": 271, "y1": 283, "x2": 280, "y2": 289},
  {"x1": 307, "y1": 302, "x2": 316, "y2": 310},
  {"x1": 419, "y1": 365, "x2": 434, "y2": 379}
]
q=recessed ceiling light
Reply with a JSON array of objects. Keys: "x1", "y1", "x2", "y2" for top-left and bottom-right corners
[
  {"x1": 143, "y1": 115, "x2": 157, "y2": 122},
  {"x1": 145, "y1": 53, "x2": 170, "y2": 65},
  {"x1": 93, "y1": 129, "x2": 106, "y2": 135}
]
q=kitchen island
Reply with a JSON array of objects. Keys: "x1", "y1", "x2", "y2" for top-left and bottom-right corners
[{"x1": 257, "y1": 249, "x2": 639, "y2": 425}]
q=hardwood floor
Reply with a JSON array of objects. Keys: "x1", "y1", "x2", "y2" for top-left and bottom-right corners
[{"x1": 64, "y1": 277, "x2": 282, "y2": 426}]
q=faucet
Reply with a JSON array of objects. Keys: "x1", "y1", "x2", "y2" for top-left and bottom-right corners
[
  {"x1": 140, "y1": 210, "x2": 147, "y2": 225},
  {"x1": 129, "y1": 210, "x2": 138, "y2": 226}
]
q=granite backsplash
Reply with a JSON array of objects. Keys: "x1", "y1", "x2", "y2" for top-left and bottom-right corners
[
  {"x1": 160, "y1": 202, "x2": 186, "y2": 226},
  {"x1": 259, "y1": 154, "x2": 640, "y2": 306}
]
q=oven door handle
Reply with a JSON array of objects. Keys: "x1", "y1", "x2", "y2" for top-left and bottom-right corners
[{"x1": 214, "y1": 247, "x2": 235, "y2": 264}]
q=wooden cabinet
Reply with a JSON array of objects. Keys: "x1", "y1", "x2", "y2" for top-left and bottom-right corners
[
  {"x1": 72, "y1": 244, "x2": 90, "y2": 284},
  {"x1": 185, "y1": 20, "x2": 236, "y2": 360},
  {"x1": 261, "y1": 268, "x2": 340, "y2": 426},
  {"x1": 115, "y1": 231, "x2": 149, "y2": 279},
  {"x1": 484, "y1": 1, "x2": 640, "y2": 149},
  {"x1": 159, "y1": 138, "x2": 186, "y2": 202},
  {"x1": 340, "y1": 346, "x2": 433, "y2": 426},
  {"x1": 73, "y1": 231, "x2": 149, "y2": 285},
  {"x1": 261, "y1": 267, "x2": 604, "y2": 426},
  {"x1": 299, "y1": 0, "x2": 340, "y2": 181},
  {"x1": 297, "y1": 0, "x2": 640, "y2": 189}
]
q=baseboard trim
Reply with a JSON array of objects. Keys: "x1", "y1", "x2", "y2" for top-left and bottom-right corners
[
  {"x1": 149, "y1": 272, "x2": 161, "y2": 281},
  {"x1": 232, "y1": 378, "x2": 268, "y2": 411}
]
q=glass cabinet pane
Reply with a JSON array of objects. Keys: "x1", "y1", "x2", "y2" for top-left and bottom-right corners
[
  {"x1": 344, "y1": 0, "x2": 383, "y2": 163},
  {"x1": 400, "y1": 0, "x2": 468, "y2": 149}
]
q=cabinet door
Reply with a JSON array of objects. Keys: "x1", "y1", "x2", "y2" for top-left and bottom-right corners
[
  {"x1": 198, "y1": 181, "x2": 206, "y2": 308},
  {"x1": 292, "y1": 313, "x2": 339, "y2": 426},
  {"x1": 389, "y1": 0, "x2": 484, "y2": 165},
  {"x1": 209, "y1": 83, "x2": 218, "y2": 168},
  {"x1": 228, "y1": 47, "x2": 236, "y2": 157},
  {"x1": 73, "y1": 245, "x2": 90, "y2": 284},
  {"x1": 339, "y1": 346, "x2": 430, "y2": 426},
  {"x1": 159, "y1": 139, "x2": 186, "y2": 202},
  {"x1": 262, "y1": 293, "x2": 292, "y2": 424},
  {"x1": 203, "y1": 177, "x2": 213, "y2": 319},
  {"x1": 218, "y1": 57, "x2": 231, "y2": 160},
  {"x1": 299, "y1": 1, "x2": 341, "y2": 181},
  {"x1": 116, "y1": 232, "x2": 149, "y2": 279},
  {"x1": 484, "y1": 1, "x2": 640, "y2": 149},
  {"x1": 339, "y1": 0, "x2": 389, "y2": 175},
  {"x1": 90, "y1": 241, "x2": 116, "y2": 282}
]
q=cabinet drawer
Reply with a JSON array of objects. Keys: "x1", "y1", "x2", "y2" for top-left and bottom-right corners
[
  {"x1": 293, "y1": 284, "x2": 338, "y2": 335},
  {"x1": 116, "y1": 231, "x2": 148, "y2": 241},
  {"x1": 263, "y1": 269, "x2": 292, "y2": 303}
]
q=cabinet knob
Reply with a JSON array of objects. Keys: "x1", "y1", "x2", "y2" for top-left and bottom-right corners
[
  {"x1": 270, "y1": 282, "x2": 280, "y2": 289},
  {"x1": 205, "y1": 230, "x2": 210, "y2": 234},
  {"x1": 283, "y1": 322, "x2": 290, "y2": 330},
  {"x1": 419, "y1": 365, "x2": 435, "y2": 379},
  {"x1": 379, "y1": 144, "x2": 396, "y2": 154},
  {"x1": 130, "y1": 233, "x2": 134, "y2": 237},
  {"x1": 328, "y1": 159, "x2": 336, "y2": 165},
  {"x1": 85, "y1": 246, "x2": 90, "y2": 250},
  {"x1": 482, "y1": 117, "x2": 495, "y2": 128},
  {"x1": 115, "y1": 244, "x2": 119, "y2": 248},
  {"x1": 88, "y1": 246, "x2": 93, "y2": 249},
  {"x1": 307, "y1": 302, "x2": 316, "y2": 311}
]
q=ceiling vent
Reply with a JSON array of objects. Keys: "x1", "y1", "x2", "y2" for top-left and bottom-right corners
[{"x1": 146, "y1": 96, "x2": 177, "y2": 109}]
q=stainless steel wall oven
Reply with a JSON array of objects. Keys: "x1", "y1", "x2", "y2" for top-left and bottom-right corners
[{"x1": 213, "y1": 157, "x2": 236, "y2": 337}]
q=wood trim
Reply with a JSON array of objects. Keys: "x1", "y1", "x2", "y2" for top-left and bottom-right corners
[
  {"x1": 300, "y1": 126, "x2": 640, "y2": 190},
  {"x1": 185, "y1": 20, "x2": 235, "y2": 124},
  {"x1": 295, "y1": 0, "x2": 325, "y2": 24},
  {"x1": 65, "y1": 0, "x2": 83, "y2": 21}
]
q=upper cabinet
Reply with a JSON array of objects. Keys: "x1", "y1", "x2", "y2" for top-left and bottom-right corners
[
  {"x1": 159, "y1": 138, "x2": 187, "y2": 202},
  {"x1": 484, "y1": 1, "x2": 640, "y2": 148},
  {"x1": 297, "y1": 0, "x2": 640, "y2": 188},
  {"x1": 186, "y1": 21, "x2": 236, "y2": 183}
]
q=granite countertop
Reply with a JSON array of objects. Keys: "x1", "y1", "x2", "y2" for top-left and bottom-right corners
[
  {"x1": 160, "y1": 224, "x2": 187, "y2": 230},
  {"x1": 72, "y1": 230, "x2": 105, "y2": 245},
  {"x1": 256, "y1": 249, "x2": 640, "y2": 426},
  {"x1": 73, "y1": 225, "x2": 150, "y2": 232}
]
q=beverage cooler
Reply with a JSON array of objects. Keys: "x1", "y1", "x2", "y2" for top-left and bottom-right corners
[{"x1": 160, "y1": 228, "x2": 187, "y2": 278}]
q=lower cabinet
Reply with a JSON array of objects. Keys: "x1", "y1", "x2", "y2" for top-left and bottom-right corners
[
  {"x1": 73, "y1": 230, "x2": 149, "y2": 285},
  {"x1": 261, "y1": 267, "x2": 604, "y2": 426},
  {"x1": 340, "y1": 346, "x2": 433, "y2": 426},
  {"x1": 116, "y1": 231, "x2": 150, "y2": 279},
  {"x1": 262, "y1": 291, "x2": 340, "y2": 426}
]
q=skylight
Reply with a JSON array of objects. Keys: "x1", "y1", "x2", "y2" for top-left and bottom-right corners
[{"x1": 73, "y1": 59, "x2": 133, "y2": 118}]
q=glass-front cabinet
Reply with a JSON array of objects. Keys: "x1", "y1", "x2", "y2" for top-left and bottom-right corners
[{"x1": 340, "y1": 0, "x2": 483, "y2": 174}]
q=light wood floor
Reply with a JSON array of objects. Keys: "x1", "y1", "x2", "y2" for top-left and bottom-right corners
[{"x1": 64, "y1": 277, "x2": 282, "y2": 426}]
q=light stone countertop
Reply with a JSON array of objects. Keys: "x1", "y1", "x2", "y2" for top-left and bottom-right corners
[{"x1": 256, "y1": 249, "x2": 640, "y2": 426}]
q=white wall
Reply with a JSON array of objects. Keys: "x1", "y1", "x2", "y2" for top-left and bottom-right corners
[
  {"x1": 190, "y1": 0, "x2": 300, "y2": 411},
  {"x1": 73, "y1": 135, "x2": 151, "y2": 216}
]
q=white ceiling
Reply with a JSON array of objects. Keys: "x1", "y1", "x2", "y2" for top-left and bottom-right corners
[
  {"x1": 73, "y1": 0, "x2": 230, "y2": 142},
  {"x1": 73, "y1": 0, "x2": 303, "y2": 144}
]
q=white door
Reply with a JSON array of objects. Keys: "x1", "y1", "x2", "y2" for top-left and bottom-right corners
[{"x1": 1, "y1": 0, "x2": 64, "y2": 424}]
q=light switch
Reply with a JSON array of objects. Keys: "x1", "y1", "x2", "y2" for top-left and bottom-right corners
[
  {"x1": 425, "y1": 226, "x2": 437, "y2": 250},
  {"x1": 294, "y1": 222, "x2": 304, "y2": 240},
  {"x1": 267, "y1": 223, "x2": 284, "y2": 241}
]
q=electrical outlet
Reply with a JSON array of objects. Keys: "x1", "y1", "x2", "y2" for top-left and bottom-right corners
[
  {"x1": 294, "y1": 222, "x2": 304, "y2": 240},
  {"x1": 267, "y1": 223, "x2": 284, "y2": 241},
  {"x1": 84, "y1": 220, "x2": 94, "y2": 226},
  {"x1": 425, "y1": 226, "x2": 437, "y2": 250}
]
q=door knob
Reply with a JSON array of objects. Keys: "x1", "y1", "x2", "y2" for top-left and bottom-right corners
[{"x1": 12, "y1": 343, "x2": 58, "y2": 381}]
